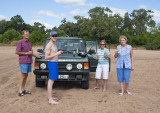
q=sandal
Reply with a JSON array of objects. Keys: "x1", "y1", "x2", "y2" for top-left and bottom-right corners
[
  {"x1": 49, "y1": 99, "x2": 59, "y2": 105},
  {"x1": 119, "y1": 93, "x2": 124, "y2": 96},
  {"x1": 18, "y1": 92, "x2": 25, "y2": 97},
  {"x1": 23, "y1": 90, "x2": 31, "y2": 95},
  {"x1": 126, "y1": 91, "x2": 132, "y2": 95},
  {"x1": 94, "y1": 87, "x2": 99, "y2": 89}
]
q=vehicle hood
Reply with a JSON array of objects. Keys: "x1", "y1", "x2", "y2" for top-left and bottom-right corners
[{"x1": 36, "y1": 54, "x2": 88, "y2": 62}]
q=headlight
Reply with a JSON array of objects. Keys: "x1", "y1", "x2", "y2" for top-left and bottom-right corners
[
  {"x1": 77, "y1": 63, "x2": 82, "y2": 70},
  {"x1": 40, "y1": 63, "x2": 46, "y2": 70},
  {"x1": 66, "y1": 64, "x2": 72, "y2": 71}
]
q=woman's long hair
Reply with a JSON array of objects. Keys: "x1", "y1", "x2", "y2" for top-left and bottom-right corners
[{"x1": 99, "y1": 40, "x2": 107, "y2": 48}]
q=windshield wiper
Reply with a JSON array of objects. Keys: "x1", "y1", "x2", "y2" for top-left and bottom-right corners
[{"x1": 58, "y1": 49, "x2": 68, "y2": 52}]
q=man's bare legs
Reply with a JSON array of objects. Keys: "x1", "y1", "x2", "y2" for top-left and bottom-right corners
[
  {"x1": 19, "y1": 73, "x2": 28, "y2": 93},
  {"x1": 48, "y1": 79, "x2": 58, "y2": 104}
]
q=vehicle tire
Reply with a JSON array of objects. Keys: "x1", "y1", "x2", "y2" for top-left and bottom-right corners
[
  {"x1": 81, "y1": 74, "x2": 89, "y2": 89},
  {"x1": 35, "y1": 77, "x2": 45, "y2": 87}
]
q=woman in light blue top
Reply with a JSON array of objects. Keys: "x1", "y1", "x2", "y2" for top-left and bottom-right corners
[
  {"x1": 93, "y1": 40, "x2": 111, "y2": 92},
  {"x1": 114, "y1": 35, "x2": 134, "y2": 96}
]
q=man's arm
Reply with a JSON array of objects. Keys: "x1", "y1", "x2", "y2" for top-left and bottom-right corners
[{"x1": 15, "y1": 51, "x2": 33, "y2": 55}]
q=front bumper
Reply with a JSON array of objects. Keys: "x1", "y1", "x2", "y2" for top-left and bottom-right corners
[
  {"x1": 34, "y1": 69, "x2": 89, "y2": 81},
  {"x1": 34, "y1": 69, "x2": 89, "y2": 75}
]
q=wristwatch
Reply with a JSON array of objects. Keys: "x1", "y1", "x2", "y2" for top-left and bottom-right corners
[{"x1": 25, "y1": 52, "x2": 27, "y2": 55}]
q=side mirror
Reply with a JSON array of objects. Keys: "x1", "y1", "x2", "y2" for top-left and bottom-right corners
[
  {"x1": 88, "y1": 49, "x2": 95, "y2": 55},
  {"x1": 37, "y1": 49, "x2": 43, "y2": 53},
  {"x1": 78, "y1": 52, "x2": 87, "y2": 57}
]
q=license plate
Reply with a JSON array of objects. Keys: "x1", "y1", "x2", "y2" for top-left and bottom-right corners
[{"x1": 59, "y1": 75, "x2": 69, "y2": 79}]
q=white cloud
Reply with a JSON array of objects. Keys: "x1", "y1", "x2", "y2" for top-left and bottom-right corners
[
  {"x1": 0, "y1": 15, "x2": 7, "y2": 20},
  {"x1": 54, "y1": 0, "x2": 86, "y2": 6},
  {"x1": 31, "y1": 15, "x2": 40, "y2": 19},
  {"x1": 31, "y1": 10, "x2": 40, "y2": 19},
  {"x1": 139, "y1": 5, "x2": 147, "y2": 9},
  {"x1": 152, "y1": 10, "x2": 160, "y2": 23},
  {"x1": 38, "y1": 10, "x2": 65, "y2": 19},
  {"x1": 109, "y1": 7, "x2": 127, "y2": 17},
  {"x1": 30, "y1": 20, "x2": 54, "y2": 29},
  {"x1": 70, "y1": 9, "x2": 88, "y2": 16},
  {"x1": 88, "y1": 3, "x2": 96, "y2": 7}
]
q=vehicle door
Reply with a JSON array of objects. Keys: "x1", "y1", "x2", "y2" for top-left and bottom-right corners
[{"x1": 86, "y1": 41, "x2": 98, "y2": 72}]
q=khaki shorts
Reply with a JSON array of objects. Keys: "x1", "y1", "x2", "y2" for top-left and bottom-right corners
[{"x1": 95, "y1": 64, "x2": 109, "y2": 79}]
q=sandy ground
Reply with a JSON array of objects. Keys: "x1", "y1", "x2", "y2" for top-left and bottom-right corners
[{"x1": 0, "y1": 46, "x2": 160, "y2": 113}]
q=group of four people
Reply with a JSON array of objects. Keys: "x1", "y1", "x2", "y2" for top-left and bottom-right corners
[{"x1": 15, "y1": 30, "x2": 134, "y2": 104}]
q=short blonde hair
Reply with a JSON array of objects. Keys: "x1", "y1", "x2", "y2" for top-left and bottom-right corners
[
  {"x1": 119, "y1": 35, "x2": 128, "y2": 42},
  {"x1": 99, "y1": 40, "x2": 107, "y2": 48},
  {"x1": 22, "y1": 30, "x2": 29, "y2": 35}
]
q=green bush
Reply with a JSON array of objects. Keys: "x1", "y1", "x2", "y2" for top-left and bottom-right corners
[
  {"x1": 0, "y1": 34, "x2": 2, "y2": 43},
  {"x1": 1, "y1": 29, "x2": 21, "y2": 43},
  {"x1": 145, "y1": 36, "x2": 160, "y2": 50},
  {"x1": 29, "y1": 30, "x2": 47, "y2": 45}
]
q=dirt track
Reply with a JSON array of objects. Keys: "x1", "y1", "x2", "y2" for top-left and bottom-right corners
[{"x1": 0, "y1": 46, "x2": 160, "y2": 113}]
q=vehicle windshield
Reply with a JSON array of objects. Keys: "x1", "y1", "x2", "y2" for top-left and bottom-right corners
[{"x1": 44, "y1": 39, "x2": 86, "y2": 52}]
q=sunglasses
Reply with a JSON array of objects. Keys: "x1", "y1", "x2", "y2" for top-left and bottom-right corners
[
  {"x1": 100, "y1": 44, "x2": 105, "y2": 45},
  {"x1": 51, "y1": 35, "x2": 58, "y2": 37}
]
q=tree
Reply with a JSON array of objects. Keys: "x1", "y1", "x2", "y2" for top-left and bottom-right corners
[
  {"x1": 130, "y1": 9, "x2": 156, "y2": 36},
  {"x1": 10, "y1": 15, "x2": 25, "y2": 32},
  {"x1": 29, "y1": 30, "x2": 46, "y2": 45},
  {"x1": 33, "y1": 22, "x2": 46, "y2": 34}
]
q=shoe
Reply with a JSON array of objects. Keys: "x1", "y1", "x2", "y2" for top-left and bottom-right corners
[
  {"x1": 23, "y1": 90, "x2": 31, "y2": 95},
  {"x1": 49, "y1": 99, "x2": 59, "y2": 105},
  {"x1": 119, "y1": 93, "x2": 124, "y2": 96},
  {"x1": 18, "y1": 92, "x2": 25, "y2": 97},
  {"x1": 126, "y1": 91, "x2": 132, "y2": 95}
]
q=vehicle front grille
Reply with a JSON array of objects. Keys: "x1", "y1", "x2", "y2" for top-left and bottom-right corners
[{"x1": 58, "y1": 62, "x2": 83, "y2": 71}]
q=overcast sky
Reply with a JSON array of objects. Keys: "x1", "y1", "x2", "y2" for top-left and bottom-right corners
[{"x1": 0, "y1": 0, "x2": 159, "y2": 29}]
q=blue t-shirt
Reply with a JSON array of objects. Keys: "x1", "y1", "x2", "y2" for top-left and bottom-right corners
[{"x1": 96, "y1": 48, "x2": 110, "y2": 64}]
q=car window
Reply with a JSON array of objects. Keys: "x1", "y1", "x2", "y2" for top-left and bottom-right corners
[
  {"x1": 86, "y1": 41, "x2": 98, "y2": 53},
  {"x1": 43, "y1": 39, "x2": 86, "y2": 52}
]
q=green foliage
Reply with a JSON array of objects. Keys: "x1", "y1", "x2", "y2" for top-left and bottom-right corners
[
  {"x1": 29, "y1": 30, "x2": 47, "y2": 45},
  {"x1": 0, "y1": 29, "x2": 21, "y2": 43},
  {"x1": 0, "y1": 34, "x2": 2, "y2": 43},
  {"x1": 145, "y1": 35, "x2": 160, "y2": 50},
  {"x1": 0, "y1": 7, "x2": 160, "y2": 50}
]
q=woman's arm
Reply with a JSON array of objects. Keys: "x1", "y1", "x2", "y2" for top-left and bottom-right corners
[
  {"x1": 130, "y1": 47, "x2": 134, "y2": 71},
  {"x1": 93, "y1": 55, "x2": 98, "y2": 60},
  {"x1": 114, "y1": 49, "x2": 118, "y2": 58},
  {"x1": 105, "y1": 54, "x2": 111, "y2": 59}
]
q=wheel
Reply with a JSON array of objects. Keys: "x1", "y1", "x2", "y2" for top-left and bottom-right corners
[
  {"x1": 81, "y1": 74, "x2": 89, "y2": 89},
  {"x1": 35, "y1": 77, "x2": 45, "y2": 87}
]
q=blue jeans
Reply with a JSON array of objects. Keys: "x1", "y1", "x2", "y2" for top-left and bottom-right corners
[
  {"x1": 19, "y1": 63, "x2": 32, "y2": 73},
  {"x1": 116, "y1": 63, "x2": 131, "y2": 83}
]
